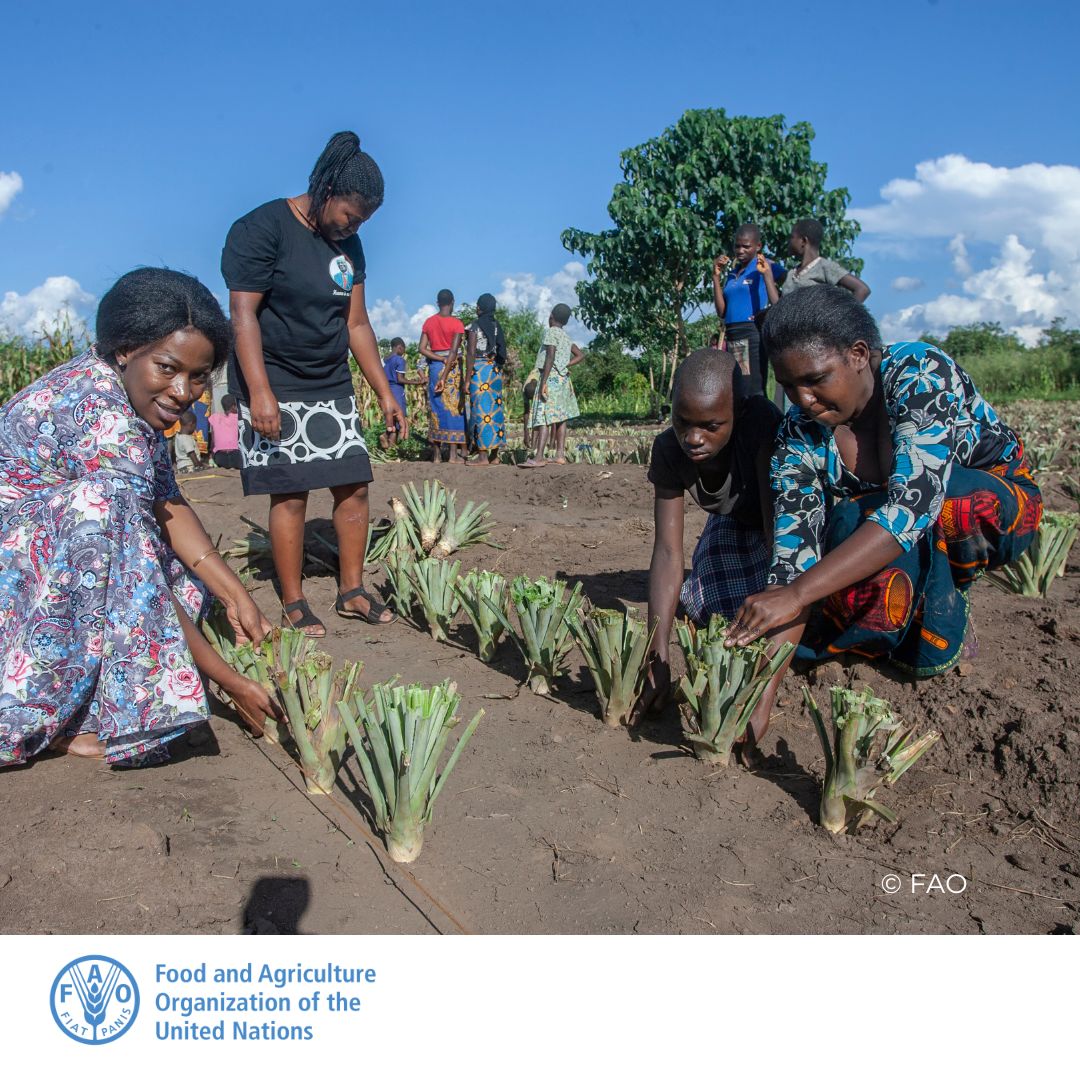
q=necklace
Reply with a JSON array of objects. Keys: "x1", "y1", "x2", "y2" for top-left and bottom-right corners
[{"x1": 287, "y1": 197, "x2": 316, "y2": 232}]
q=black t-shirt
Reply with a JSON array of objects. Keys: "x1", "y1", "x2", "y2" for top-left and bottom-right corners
[
  {"x1": 647, "y1": 396, "x2": 781, "y2": 529},
  {"x1": 221, "y1": 198, "x2": 366, "y2": 402}
]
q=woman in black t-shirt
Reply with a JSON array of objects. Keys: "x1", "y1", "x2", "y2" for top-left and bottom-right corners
[
  {"x1": 632, "y1": 348, "x2": 784, "y2": 737},
  {"x1": 222, "y1": 132, "x2": 406, "y2": 636}
]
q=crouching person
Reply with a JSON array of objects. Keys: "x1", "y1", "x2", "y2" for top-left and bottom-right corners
[{"x1": 632, "y1": 348, "x2": 782, "y2": 735}]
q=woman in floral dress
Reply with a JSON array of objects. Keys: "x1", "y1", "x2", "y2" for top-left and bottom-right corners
[{"x1": 0, "y1": 268, "x2": 280, "y2": 766}]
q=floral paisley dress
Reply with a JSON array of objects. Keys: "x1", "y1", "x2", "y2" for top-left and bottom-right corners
[{"x1": 0, "y1": 349, "x2": 208, "y2": 766}]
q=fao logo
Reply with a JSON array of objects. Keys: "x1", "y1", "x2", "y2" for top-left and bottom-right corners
[{"x1": 50, "y1": 955, "x2": 140, "y2": 1044}]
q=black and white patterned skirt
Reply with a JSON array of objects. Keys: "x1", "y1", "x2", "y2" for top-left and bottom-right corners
[{"x1": 238, "y1": 396, "x2": 374, "y2": 495}]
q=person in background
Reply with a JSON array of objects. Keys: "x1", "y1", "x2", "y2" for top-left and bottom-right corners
[
  {"x1": 222, "y1": 130, "x2": 404, "y2": 637},
  {"x1": 464, "y1": 293, "x2": 507, "y2": 466},
  {"x1": 712, "y1": 223, "x2": 785, "y2": 398},
  {"x1": 174, "y1": 410, "x2": 201, "y2": 472},
  {"x1": 380, "y1": 337, "x2": 412, "y2": 449},
  {"x1": 632, "y1": 349, "x2": 782, "y2": 741},
  {"x1": 784, "y1": 218, "x2": 870, "y2": 302},
  {"x1": 726, "y1": 287, "x2": 1042, "y2": 740},
  {"x1": 520, "y1": 303, "x2": 585, "y2": 468},
  {"x1": 419, "y1": 290, "x2": 466, "y2": 464},
  {"x1": 209, "y1": 394, "x2": 241, "y2": 469},
  {"x1": 192, "y1": 387, "x2": 211, "y2": 457}
]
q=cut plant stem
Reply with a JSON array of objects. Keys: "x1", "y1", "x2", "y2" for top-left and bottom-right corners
[
  {"x1": 408, "y1": 557, "x2": 462, "y2": 642},
  {"x1": 454, "y1": 569, "x2": 509, "y2": 661},
  {"x1": 383, "y1": 546, "x2": 418, "y2": 620},
  {"x1": 433, "y1": 490, "x2": 493, "y2": 558},
  {"x1": 804, "y1": 685, "x2": 940, "y2": 833},
  {"x1": 338, "y1": 680, "x2": 482, "y2": 863},
  {"x1": 676, "y1": 615, "x2": 794, "y2": 765},
  {"x1": 989, "y1": 510, "x2": 1078, "y2": 597},
  {"x1": 402, "y1": 480, "x2": 447, "y2": 554},
  {"x1": 486, "y1": 576, "x2": 584, "y2": 695},
  {"x1": 366, "y1": 496, "x2": 421, "y2": 563},
  {"x1": 572, "y1": 605, "x2": 654, "y2": 727}
]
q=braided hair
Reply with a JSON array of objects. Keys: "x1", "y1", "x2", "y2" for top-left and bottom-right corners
[{"x1": 307, "y1": 131, "x2": 385, "y2": 224}]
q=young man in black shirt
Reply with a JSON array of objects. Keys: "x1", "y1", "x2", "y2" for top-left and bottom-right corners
[{"x1": 632, "y1": 348, "x2": 781, "y2": 735}]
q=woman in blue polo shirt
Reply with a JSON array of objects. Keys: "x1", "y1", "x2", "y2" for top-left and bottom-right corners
[{"x1": 711, "y1": 223, "x2": 784, "y2": 397}]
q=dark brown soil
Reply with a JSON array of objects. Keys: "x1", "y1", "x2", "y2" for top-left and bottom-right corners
[{"x1": 2, "y1": 452, "x2": 1079, "y2": 935}]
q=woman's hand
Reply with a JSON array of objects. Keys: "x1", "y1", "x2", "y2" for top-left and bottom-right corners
[
  {"x1": 224, "y1": 591, "x2": 273, "y2": 645},
  {"x1": 248, "y1": 387, "x2": 281, "y2": 441},
  {"x1": 228, "y1": 675, "x2": 284, "y2": 737},
  {"x1": 726, "y1": 584, "x2": 806, "y2": 647},
  {"x1": 713, "y1": 254, "x2": 731, "y2": 278},
  {"x1": 630, "y1": 655, "x2": 672, "y2": 726},
  {"x1": 756, "y1": 254, "x2": 774, "y2": 281},
  {"x1": 433, "y1": 378, "x2": 445, "y2": 395},
  {"x1": 538, "y1": 381, "x2": 548, "y2": 402},
  {"x1": 381, "y1": 394, "x2": 408, "y2": 440}
]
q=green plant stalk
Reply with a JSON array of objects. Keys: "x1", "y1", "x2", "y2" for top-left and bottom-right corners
[
  {"x1": 486, "y1": 577, "x2": 584, "y2": 695},
  {"x1": 804, "y1": 686, "x2": 940, "y2": 833},
  {"x1": 991, "y1": 512, "x2": 1079, "y2": 597},
  {"x1": 383, "y1": 546, "x2": 417, "y2": 619},
  {"x1": 455, "y1": 569, "x2": 509, "y2": 661},
  {"x1": 367, "y1": 496, "x2": 423, "y2": 563},
  {"x1": 433, "y1": 492, "x2": 493, "y2": 558},
  {"x1": 676, "y1": 616, "x2": 794, "y2": 765},
  {"x1": 402, "y1": 480, "x2": 447, "y2": 553},
  {"x1": 572, "y1": 607, "x2": 654, "y2": 726},
  {"x1": 408, "y1": 557, "x2": 462, "y2": 642},
  {"x1": 338, "y1": 680, "x2": 483, "y2": 863}
]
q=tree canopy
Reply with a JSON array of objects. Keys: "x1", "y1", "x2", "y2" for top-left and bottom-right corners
[{"x1": 562, "y1": 109, "x2": 861, "y2": 361}]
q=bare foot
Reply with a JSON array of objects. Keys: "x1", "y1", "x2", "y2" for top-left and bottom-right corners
[
  {"x1": 517, "y1": 458, "x2": 547, "y2": 469},
  {"x1": 52, "y1": 733, "x2": 106, "y2": 758}
]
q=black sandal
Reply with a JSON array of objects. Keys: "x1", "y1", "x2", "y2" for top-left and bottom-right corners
[
  {"x1": 282, "y1": 598, "x2": 326, "y2": 638},
  {"x1": 335, "y1": 585, "x2": 397, "y2": 625}
]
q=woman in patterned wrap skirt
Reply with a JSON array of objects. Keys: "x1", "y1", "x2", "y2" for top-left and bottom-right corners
[{"x1": 726, "y1": 287, "x2": 1041, "y2": 736}]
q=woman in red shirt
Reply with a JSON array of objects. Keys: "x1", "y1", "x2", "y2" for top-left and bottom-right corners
[{"x1": 418, "y1": 289, "x2": 466, "y2": 463}]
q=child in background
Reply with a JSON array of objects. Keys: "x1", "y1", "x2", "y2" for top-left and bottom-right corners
[
  {"x1": 174, "y1": 411, "x2": 201, "y2": 473},
  {"x1": 520, "y1": 303, "x2": 585, "y2": 468},
  {"x1": 209, "y1": 394, "x2": 241, "y2": 469}
]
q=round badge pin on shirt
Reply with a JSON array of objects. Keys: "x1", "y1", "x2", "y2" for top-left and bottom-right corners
[{"x1": 50, "y1": 954, "x2": 140, "y2": 1044}]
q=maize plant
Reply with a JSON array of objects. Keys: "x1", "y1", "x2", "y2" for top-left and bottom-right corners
[
  {"x1": 201, "y1": 606, "x2": 314, "y2": 744},
  {"x1": 486, "y1": 576, "x2": 584, "y2": 695},
  {"x1": 402, "y1": 480, "x2": 447, "y2": 553},
  {"x1": 571, "y1": 606, "x2": 654, "y2": 727},
  {"x1": 271, "y1": 653, "x2": 362, "y2": 795},
  {"x1": 433, "y1": 490, "x2": 493, "y2": 558},
  {"x1": 990, "y1": 511, "x2": 1079, "y2": 597},
  {"x1": 338, "y1": 680, "x2": 482, "y2": 863},
  {"x1": 221, "y1": 529, "x2": 273, "y2": 568},
  {"x1": 1027, "y1": 432, "x2": 1065, "y2": 473},
  {"x1": 408, "y1": 557, "x2": 463, "y2": 642},
  {"x1": 383, "y1": 546, "x2": 418, "y2": 619},
  {"x1": 454, "y1": 568, "x2": 509, "y2": 661},
  {"x1": 367, "y1": 496, "x2": 421, "y2": 563},
  {"x1": 676, "y1": 615, "x2": 794, "y2": 765},
  {"x1": 803, "y1": 686, "x2": 940, "y2": 833}
]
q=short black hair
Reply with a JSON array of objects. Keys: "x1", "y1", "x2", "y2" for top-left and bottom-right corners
[
  {"x1": 551, "y1": 303, "x2": 572, "y2": 326},
  {"x1": 672, "y1": 347, "x2": 736, "y2": 403},
  {"x1": 437, "y1": 289, "x2": 454, "y2": 307},
  {"x1": 308, "y1": 131, "x2": 384, "y2": 223},
  {"x1": 221, "y1": 393, "x2": 237, "y2": 412},
  {"x1": 96, "y1": 267, "x2": 232, "y2": 371},
  {"x1": 390, "y1": 336, "x2": 405, "y2": 348},
  {"x1": 793, "y1": 218, "x2": 824, "y2": 247},
  {"x1": 180, "y1": 410, "x2": 197, "y2": 428},
  {"x1": 735, "y1": 222, "x2": 762, "y2": 243},
  {"x1": 762, "y1": 285, "x2": 883, "y2": 359}
]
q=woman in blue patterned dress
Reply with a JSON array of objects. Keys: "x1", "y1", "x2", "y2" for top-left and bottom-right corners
[
  {"x1": 464, "y1": 293, "x2": 507, "y2": 465},
  {"x1": 0, "y1": 269, "x2": 280, "y2": 765},
  {"x1": 725, "y1": 286, "x2": 1041, "y2": 694}
]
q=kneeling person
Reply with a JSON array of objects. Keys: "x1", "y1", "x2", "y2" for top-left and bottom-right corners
[{"x1": 636, "y1": 348, "x2": 781, "y2": 723}]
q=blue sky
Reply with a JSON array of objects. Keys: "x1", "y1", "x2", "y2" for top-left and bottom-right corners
[{"x1": 2, "y1": 0, "x2": 1078, "y2": 345}]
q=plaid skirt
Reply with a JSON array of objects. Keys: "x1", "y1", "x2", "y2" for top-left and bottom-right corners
[{"x1": 681, "y1": 512, "x2": 770, "y2": 622}]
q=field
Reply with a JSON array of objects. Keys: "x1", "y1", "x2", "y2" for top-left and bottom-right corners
[{"x1": 2, "y1": 403, "x2": 1078, "y2": 936}]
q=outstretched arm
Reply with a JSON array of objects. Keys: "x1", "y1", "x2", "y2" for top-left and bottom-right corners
[{"x1": 348, "y1": 283, "x2": 407, "y2": 440}]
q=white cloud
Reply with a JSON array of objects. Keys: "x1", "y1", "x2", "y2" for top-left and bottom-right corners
[
  {"x1": 0, "y1": 276, "x2": 95, "y2": 339},
  {"x1": 854, "y1": 155, "x2": 1080, "y2": 339},
  {"x1": 0, "y1": 171, "x2": 22, "y2": 217},
  {"x1": 890, "y1": 276, "x2": 924, "y2": 293},
  {"x1": 367, "y1": 297, "x2": 437, "y2": 341}
]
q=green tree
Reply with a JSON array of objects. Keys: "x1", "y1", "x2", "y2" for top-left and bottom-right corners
[{"x1": 561, "y1": 109, "x2": 861, "y2": 380}]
